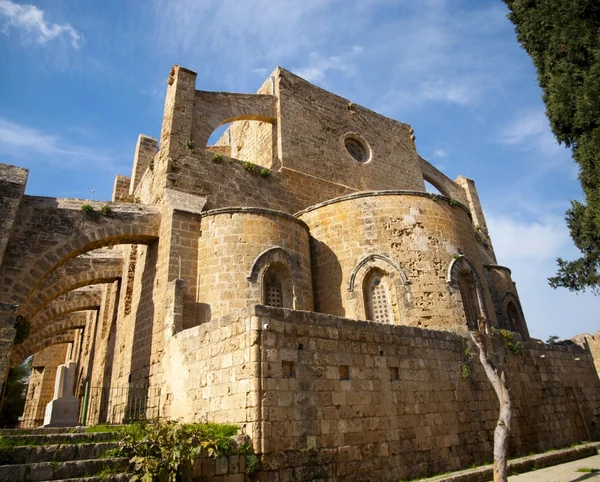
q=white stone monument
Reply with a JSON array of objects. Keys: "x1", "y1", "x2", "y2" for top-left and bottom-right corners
[{"x1": 43, "y1": 360, "x2": 79, "y2": 427}]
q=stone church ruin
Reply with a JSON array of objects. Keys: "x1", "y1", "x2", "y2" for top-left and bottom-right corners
[{"x1": 0, "y1": 65, "x2": 598, "y2": 481}]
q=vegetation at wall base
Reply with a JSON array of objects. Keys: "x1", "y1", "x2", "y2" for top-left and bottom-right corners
[
  {"x1": 104, "y1": 419, "x2": 254, "y2": 481},
  {"x1": 503, "y1": 0, "x2": 600, "y2": 293}
]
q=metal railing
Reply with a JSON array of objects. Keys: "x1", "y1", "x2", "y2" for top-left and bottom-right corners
[{"x1": 84, "y1": 383, "x2": 161, "y2": 425}]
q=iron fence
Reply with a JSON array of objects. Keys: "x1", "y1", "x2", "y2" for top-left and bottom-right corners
[{"x1": 84, "y1": 383, "x2": 161, "y2": 425}]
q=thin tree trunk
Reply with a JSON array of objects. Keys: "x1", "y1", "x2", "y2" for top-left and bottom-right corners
[{"x1": 470, "y1": 332, "x2": 512, "y2": 482}]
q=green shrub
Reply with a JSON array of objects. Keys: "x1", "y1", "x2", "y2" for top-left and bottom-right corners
[
  {"x1": 242, "y1": 161, "x2": 256, "y2": 172},
  {"x1": 117, "y1": 420, "x2": 242, "y2": 482},
  {"x1": 100, "y1": 205, "x2": 112, "y2": 217},
  {"x1": 448, "y1": 198, "x2": 460, "y2": 208},
  {"x1": 260, "y1": 168, "x2": 271, "y2": 178},
  {"x1": 81, "y1": 204, "x2": 94, "y2": 214},
  {"x1": 213, "y1": 154, "x2": 223, "y2": 163},
  {"x1": 246, "y1": 454, "x2": 259, "y2": 475}
]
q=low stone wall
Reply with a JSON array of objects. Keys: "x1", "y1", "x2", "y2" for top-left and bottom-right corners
[
  {"x1": 251, "y1": 306, "x2": 600, "y2": 482},
  {"x1": 193, "y1": 454, "x2": 251, "y2": 482}
]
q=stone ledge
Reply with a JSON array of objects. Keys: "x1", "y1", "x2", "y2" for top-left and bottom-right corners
[{"x1": 417, "y1": 442, "x2": 600, "y2": 482}]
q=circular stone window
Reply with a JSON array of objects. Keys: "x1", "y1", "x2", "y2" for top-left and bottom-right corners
[{"x1": 343, "y1": 135, "x2": 371, "y2": 163}]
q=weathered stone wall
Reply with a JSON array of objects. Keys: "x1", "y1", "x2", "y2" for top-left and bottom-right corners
[
  {"x1": 196, "y1": 209, "x2": 313, "y2": 321},
  {"x1": 573, "y1": 331, "x2": 600, "y2": 377},
  {"x1": 21, "y1": 343, "x2": 69, "y2": 427},
  {"x1": 213, "y1": 120, "x2": 275, "y2": 170},
  {"x1": 250, "y1": 306, "x2": 600, "y2": 482},
  {"x1": 0, "y1": 164, "x2": 27, "y2": 267},
  {"x1": 483, "y1": 265, "x2": 529, "y2": 339},
  {"x1": 298, "y1": 192, "x2": 496, "y2": 330},
  {"x1": 113, "y1": 175, "x2": 133, "y2": 203},
  {"x1": 275, "y1": 68, "x2": 425, "y2": 192},
  {"x1": 162, "y1": 308, "x2": 257, "y2": 430}
]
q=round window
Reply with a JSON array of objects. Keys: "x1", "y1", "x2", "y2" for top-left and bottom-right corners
[{"x1": 344, "y1": 137, "x2": 368, "y2": 163}]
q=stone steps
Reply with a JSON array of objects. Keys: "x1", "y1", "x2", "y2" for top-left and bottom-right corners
[
  {"x1": 0, "y1": 432, "x2": 119, "y2": 446},
  {"x1": 0, "y1": 457, "x2": 129, "y2": 482},
  {"x1": 0, "y1": 441, "x2": 120, "y2": 464},
  {"x1": 0, "y1": 428, "x2": 88, "y2": 436},
  {"x1": 0, "y1": 428, "x2": 131, "y2": 481}
]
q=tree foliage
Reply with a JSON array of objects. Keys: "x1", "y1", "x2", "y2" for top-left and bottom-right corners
[
  {"x1": 0, "y1": 360, "x2": 31, "y2": 428},
  {"x1": 503, "y1": 0, "x2": 600, "y2": 293}
]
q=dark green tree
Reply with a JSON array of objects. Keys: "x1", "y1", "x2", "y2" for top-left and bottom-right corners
[
  {"x1": 503, "y1": 0, "x2": 600, "y2": 293},
  {"x1": 0, "y1": 360, "x2": 31, "y2": 428}
]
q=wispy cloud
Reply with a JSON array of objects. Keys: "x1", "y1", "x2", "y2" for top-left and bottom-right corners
[
  {"x1": 0, "y1": 0, "x2": 82, "y2": 48},
  {"x1": 432, "y1": 148, "x2": 446, "y2": 158},
  {"x1": 0, "y1": 118, "x2": 122, "y2": 169},
  {"x1": 499, "y1": 109, "x2": 564, "y2": 158},
  {"x1": 294, "y1": 46, "x2": 363, "y2": 83}
]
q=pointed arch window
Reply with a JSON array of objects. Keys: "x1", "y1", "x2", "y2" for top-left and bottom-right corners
[{"x1": 364, "y1": 270, "x2": 393, "y2": 323}]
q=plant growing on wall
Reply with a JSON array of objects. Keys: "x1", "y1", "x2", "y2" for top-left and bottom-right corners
[
  {"x1": 81, "y1": 204, "x2": 94, "y2": 214},
  {"x1": 242, "y1": 161, "x2": 256, "y2": 173},
  {"x1": 260, "y1": 168, "x2": 271, "y2": 178},
  {"x1": 499, "y1": 330, "x2": 523, "y2": 355},
  {"x1": 100, "y1": 205, "x2": 112, "y2": 217},
  {"x1": 186, "y1": 141, "x2": 196, "y2": 154}
]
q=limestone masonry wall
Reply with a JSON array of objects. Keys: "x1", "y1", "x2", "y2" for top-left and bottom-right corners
[
  {"x1": 196, "y1": 209, "x2": 313, "y2": 321},
  {"x1": 2, "y1": 64, "x2": 599, "y2": 481},
  {"x1": 299, "y1": 192, "x2": 495, "y2": 330},
  {"x1": 252, "y1": 306, "x2": 600, "y2": 481}
]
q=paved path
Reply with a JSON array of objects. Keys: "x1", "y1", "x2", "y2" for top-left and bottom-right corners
[{"x1": 503, "y1": 454, "x2": 600, "y2": 482}]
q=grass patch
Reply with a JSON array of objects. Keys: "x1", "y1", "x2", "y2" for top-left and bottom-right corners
[{"x1": 577, "y1": 467, "x2": 600, "y2": 473}]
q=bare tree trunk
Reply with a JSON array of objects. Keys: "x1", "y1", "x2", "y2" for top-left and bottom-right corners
[{"x1": 470, "y1": 332, "x2": 512, "y2": 482}]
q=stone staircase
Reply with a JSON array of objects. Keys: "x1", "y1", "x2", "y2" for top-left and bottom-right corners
[{"x1": 0, "y1": 427, "x2": 131, "y2": 482}]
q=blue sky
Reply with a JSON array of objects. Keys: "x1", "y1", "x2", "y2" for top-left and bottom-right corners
[{"x1": 0, "y1": 0, "x2": 597, "y2": 341}]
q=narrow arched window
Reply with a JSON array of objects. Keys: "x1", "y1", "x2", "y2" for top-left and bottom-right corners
[
  {"x1": 457, "y1": 272, "x2": 479, "y2": 330},
  {"x1": 264, "y1": 269, "x2": 283, "y2": 307},
  {"x1": 506, "y1": 301, "x2": 520, "y2": 332},
  {"x1": 365, "y1": 271, "x2": 392, "y2": 323}
]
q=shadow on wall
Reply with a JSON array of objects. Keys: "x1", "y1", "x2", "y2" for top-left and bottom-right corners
[
  {"x1": 124, "y1": 240, "x2": 158, "y2": 420},
  {"x1": 309, "y1": 238, "x2": 344, "y2": 317}
]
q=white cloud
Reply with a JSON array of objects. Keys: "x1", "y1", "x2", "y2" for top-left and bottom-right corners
[
  {"x1": 0, "y1": 118, "x2": 121, "y2": 169},
  {"x1": 487, "y1": 214, "x2": 568, "y2": 262},
  {"x1": 487, "y1": 213, "x2": 600, "y2": 341},
  {"x1": 294, "y1": 47, "x2": 363, "y2": 83},
  {"x1": 499, "y1": 109, "x2": 565, "y2": 158},
  {"x1": 0, "y1": 0, "x2": 82, "y2": 48},
  {"x1": 432, "y1": 148, "x2": 446, "y2": 158}
]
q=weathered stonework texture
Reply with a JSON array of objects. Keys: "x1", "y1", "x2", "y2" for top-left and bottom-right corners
[{"x1": 1, "y1": 65, "x2": 598, "y2": 481}]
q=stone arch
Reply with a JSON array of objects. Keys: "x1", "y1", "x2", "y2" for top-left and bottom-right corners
[
  {"x1": 501, "y1": 292, "x2": 529, "y2": 340},
  {"x1": 28, "y1": 332, "x2": 77, "y2": 356},
  {"x1": 14, "y1": 311, "x2": 90, "y2": 363},
  {"x1": 419, "y1": 156, "x2": 468, "y2": 204},
  {"x1": 28, "y1": 287, "x2": 102, "y2": 333},
  {"x1": 19, "y1": 250, "x2": 123, "y2": 320},
  {"x1": 0, "y1": 197, "x2": 159, "y2": 309},
  {"x1": 193, "y1": 91, "x2": 277, "y2": 149},
  {"x1": 447, "y1": 255, "x2": 488, "y2": 330},
  {"x1": 248, "y1": 246, "x2": 303, "y2": 309},
  {"x1": 348, "y1": 253, "x2": 411, "y2": 323}
]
